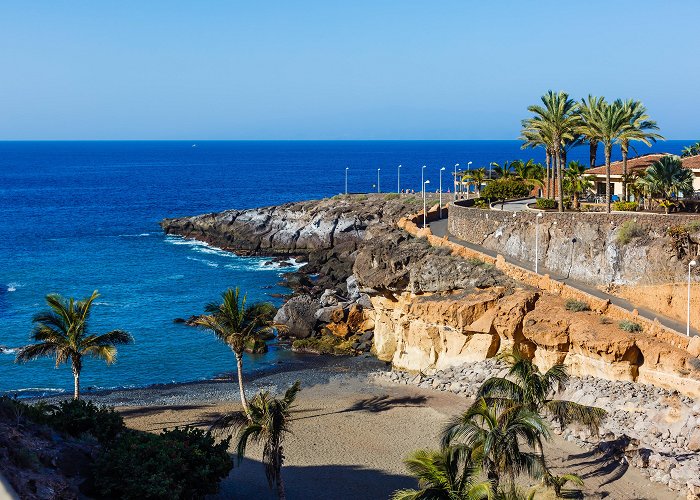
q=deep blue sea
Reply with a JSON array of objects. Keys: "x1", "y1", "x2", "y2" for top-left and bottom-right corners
[{"x1": 0, "y1": 140, "x2": 690, "y2": 396}]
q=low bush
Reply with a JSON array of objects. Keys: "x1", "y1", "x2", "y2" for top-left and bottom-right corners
[
  {"x1": 599, "y1": 317, "x2": 613, "y2": 325},
  {"x1": 535, "y1": 198, "x2": 557, "y2": 210},
  {"x1": 616, "y1": 221, "x2": 645, "y2": 245},
  {"x1": 93, "y1": 427, "x2": 232, "y2": 500},
  {"x1": 565, "y1": 299, "x2": 590, "y2": 312},
  {"x1": 618, "y1": 320, "x2": 642, "y2": 333},
  {"x1": 474, "y1": 198, "x2": 488, "y2": 208},
  {"x1": 612, "y1": 201, "x2": 639, "y2": 212},
  {"x1": 44, "y1": 399, "x2": 125, "y2": 444},
  {"x1": 480, "y1": 179, "x2": 531, "y2": 204},
  {"x1": 384, "y1": 193, "x2": 400, "y2": 200},
  {"x1": 292, "y1": 335, "x2": 354, "y2": 355}
]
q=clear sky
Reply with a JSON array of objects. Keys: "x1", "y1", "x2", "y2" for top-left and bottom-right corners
[{"x1": 1, "y1": 0, "x2": 699, "y2": 140}]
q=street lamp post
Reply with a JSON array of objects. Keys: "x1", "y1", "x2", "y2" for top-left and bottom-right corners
[
  {"x1": 377, "y1": 168, "x2": 381, "y2": 193},
  {"x1": 397, "y1": 164, "x2": 401, "y2": 193},
  {"x1": 466, "y1": 161, "x2": 473, "y2": 199},
  {"x1": 422, "y1": 165, "x2": 427, "y2": 200},
  {"x1": 454, "y1": 163, "x2": 459, "y2": 200},
  {"x1": 439, "y1": 167, "x2": 445, "y2": 219},
  {"x1": 345, "y1": 167, "x2": 349, "y2": 195},
  {"x1": 423, "y1": 180, "x2": 431, "y2": 228},
  {"x1": 688, "y1": 260, "x2": 697, "y2": 336},
  {"x1": 535, "y1": 212, "x2": 543, "y2": 274}
]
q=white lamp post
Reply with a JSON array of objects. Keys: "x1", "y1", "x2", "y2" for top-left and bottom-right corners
[
  {"x1": 439, "y1": 167, "x2": 445, "y2": 219},
  {"x1": 423, "y1": 179, "x2": 431, "y2": 228},
  {"x1": 377, "y1": 168, "x2": 381, "y2": 193},
  {"x1": 422, "y1": 165, "x2": 427, "y2": 200},
  {"x1": 397, "y1": 164, "x2": 402, "y2": 193},
  {"x1": 535, "y1": 212, "x2": 543, "y2": 274},
  {"x1": 466, "y1": 161, "x2": 473, "y2": 199},
  {"x1": 688, "y1": 259, "x2": 697, "y2": 336},
  {"x1": 454, "y1": 163, "x2": 459, "y2": 200},
  {"x1": 345, "y1": 167, "x2": 349, "y2": 195}
]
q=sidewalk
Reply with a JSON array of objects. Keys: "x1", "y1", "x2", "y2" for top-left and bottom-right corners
[{"x1": 429, "y1": 218, "x2": 699, "y2": 338}]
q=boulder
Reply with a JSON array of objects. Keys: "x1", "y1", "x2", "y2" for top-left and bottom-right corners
[
  {"x1": 273, "y1": 294, "x2": 319, "y2": 339},
  {"x1": 324, "y1": 322, "x2": 351, "y2": 339}
]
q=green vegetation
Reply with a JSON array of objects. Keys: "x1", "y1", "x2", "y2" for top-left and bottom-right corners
[
  {"x1": 41, "y1": 399, "x2": 124, "y2": 444},
  {"x1": 292, "y1": 335, "x2": 354, "y2": 355},
  {"x1": 612, "y1": 201, "x2": 639, "y2": 212},
  {"x1": 682, "y1": 141, "x2": 700, "y2": 158},
  {"x1": 384, "y1": 193, "x2": 400, "y2": 200},
  {"x1": 641, "y1": 156, "x2": 694, "y2": 211},
  {"x1": 396, "y1": 350, "x2": 603, "y2": 498},
  {"x1": 214, "y1": 381, "x2": 301, "y2": 500},
  {"x1": 565, "y1": 299, "x2": 591, "y2": 312},
  {"x1": 616, "y1": 220, "x2": 645, "y2": 245},
  {"x1": 15, "y1": 290, "x2": 133, "y2": 400},
  {"x1": 193, "y1": 288, "x2": 278, "y2": 415},
  {"x1": 619, "y1": 320, "x2": 642, "y2": 333},
  {"x1": 94, "y1": 427, "x2": 232, "y2": 500},
  {"x1": 480, "y1": 179, "x2": 531, "y2": 208},
  {"x1": 473, "y1": 198, "x2": 488, "y2": 208},
  {"x1": 535, "y1": 197, "x2": 557, "y2": 209},
  {"x1": 600, "y1": 317, "x2": 613, "y2": 325},
  {"x1": 564, "y1": 161, "x2": 594, "y2": 209}
]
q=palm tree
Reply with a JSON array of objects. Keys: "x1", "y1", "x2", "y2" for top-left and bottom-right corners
[
  {"x1": 470, "y1": 168, "x2": 487, "y2": 198},
  {"x1": 587, "y1": 99, "x2": 633, "y2": 212},
  {"x1": 641, "y1": 155, "x2": 694, "y2": 212},
  {"x1": 477, "y1": 350, "x2": 606, "y2": 435},
  {"x1": 492, "y1": 162, "x2": 515, "y2": 179},
  {"x1": 681, "y1": 141, "x2": 700, "y2": 158},
  {"x1": 520, "y1": 124, "x2": 555, "y2": 198},
  {"x1": 616, "y1": 99, "x2": 664, "y2": 201},
  {"x1": 441, "y1": 397, "x2": 549, "y2": 493},
  {"x1": 214, "y1": 381, "x2": 301, "y2": 500},
  {"x1": 577, "y1": 95, "x2": 606, "y2": 169},
  {"x1": 542, "y1": 471, "x2": 584, "y2": 498},
  {"x1": 16, "y1": 291, "x2": 133, "y2": 399},
  {"x1": 392, "y1": 447, "x2": 493, "y2": 500},
  {"x1": 524, "y1": 91, "x2": 581, "y2": 212},
  {"x1": 194, "y1": 288, "x2": 278, "y2": 415},
  {"x1": 564, "y1": 161, "x2": 594, "y2": 210}
]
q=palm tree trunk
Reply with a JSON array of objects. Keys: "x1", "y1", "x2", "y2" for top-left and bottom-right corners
[
  {"x1": 275, "y1": 461, "x2": 286, "y2": 500},
  {"x1": 72, "y1": 366, "x2": 80, "y2": 400},
  {"x1": 622, "y1": 149, "x2": 628, "y2": 201},
  {"x1": 235, "y1": 353, "x2": 250, "y2": 415},
  {"x1": 574, "y1": 191, "x2": 580, "y2": 210},
  {"x1": 605, "y1": 146, "x2": 612, "y2": 213},
  {"x1": 589, "y1": 141, "x2": 598, "y2": 169},
  {"x1": 545, "y1": 151, "x2": 550, "y2": 198},
  {"x1": 557, "y1": 151, "x2": 564, "y2": 212}
]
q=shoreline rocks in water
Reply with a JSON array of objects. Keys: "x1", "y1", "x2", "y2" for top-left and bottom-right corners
[{"x1": 375, "y1": 361, "x2": 700, "y2": 497}]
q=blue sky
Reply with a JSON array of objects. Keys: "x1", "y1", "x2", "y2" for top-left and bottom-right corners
[{"x1": 1, "y1": 1, "x2": 698, "y2": 140}]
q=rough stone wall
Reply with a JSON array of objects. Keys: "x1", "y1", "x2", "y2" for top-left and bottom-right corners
[{"x1": 448, "y1": 203, "x2": 700, "y2": 286}]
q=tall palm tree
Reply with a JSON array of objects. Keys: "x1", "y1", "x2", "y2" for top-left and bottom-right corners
[
  {"x1": 392, "y1": 447, "x2": 493, "y2": 500},
  {"x1": 194, "y1": 288, "x2": 278, "y2": 415},
  {"x1": 477, "y1": 350, "x2": 606, "y2": 435},
  {"x1": 16, "y1": 291, "x2": 133, "y2": 399},
  {"x1": 441, "y1": 397, "x2": 549, "y2": 493},
  {"x1": 616, "y1": 99, "x2": 664, "y2": 201},
  {"x1": 564, "y1": 161, "x2": 594, "y2": 210},
  {"x1": 681, "y1": 141, "x2": 700, "y2": 158},
  {"x1": 641, "y1": 155, "x2": 694, "y2": 208},
  {"x1": 587, "y1": 99, "x2": 633, "y2": 212},
  {"x1": 469, "y1": 168, "x2": 487, "y2": 198},
  {"x1": 524, "y1": 91, "x2": 581, "y2": 212},
  {"x1": 520, "y1": 124, "x2": 555, "y2": 198},
  {"x1": 577, "y1": 95, "x2": 606, "y2": 169},
  {"x1": 214, "y1": 381, "x2": 301, "y2": 500},
  {"x1": 492, "y1": 162, "x2": 515, "y2": 179}
]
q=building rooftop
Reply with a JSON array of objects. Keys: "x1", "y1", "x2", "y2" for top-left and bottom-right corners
[{"x1": 587, "y1": 153, "x2": 700, "y2": 176}]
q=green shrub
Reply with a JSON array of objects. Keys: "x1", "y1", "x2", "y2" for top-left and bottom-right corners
[
  {"x1": 480, "y1": 179, "x2": 531, "y2": 204},
  {"x1": 616, "y1": 220, "x2": 645, "y2": 245},
  {"x1": 474, "y1": 198, "x2": 488, "y2": 208},
  {"x1": 619, "y1": 320, "x2": 642, "y2": 333},
  {"x1": 93, "y1": 427, "x2": 232, "y2": 500},
  {"x1": 565, "y1": 299, "x2": 590, "y2": 312},
  {"x1": 612, "y1": 201, "x2": 639, "y2": 212},
  {"x1": 292, "y1": 335, "x2": 354, "y2": 355},
  {"x1": 535, "y1": 198, "x2": 557, "y2": 209},
  {"x1": 384, "y1": 193, "x2": 400, "y2": 200},
  {"x1": 44, "y1": 399, "x2": 125, "y2": 444},
  {"x1": 355, "y1": 194, "x2": 368, "y2": 201},
  {"x1": 600, "y1": 317, "x2": 613, "y2": 325}
]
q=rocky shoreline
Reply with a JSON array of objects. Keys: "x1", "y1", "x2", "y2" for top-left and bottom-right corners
[{"x1": 375, "y1": 362, "x2": 700, "y2": 497}]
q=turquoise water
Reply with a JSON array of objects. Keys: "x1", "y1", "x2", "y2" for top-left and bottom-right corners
[{"x1": 0, "y1": 140, "x2": 689, "y2": 396}]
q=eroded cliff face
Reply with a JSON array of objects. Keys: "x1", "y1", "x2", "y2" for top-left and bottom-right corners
[{"x1": 370, "y1": 289, "x2": 700, "y2": 397}]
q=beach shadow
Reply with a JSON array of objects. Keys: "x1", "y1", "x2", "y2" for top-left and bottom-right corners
[
  {"x1": 291, "y1": 394, "x2": 428, "y2": 421},
  {"x1": 217, "y1": 459, "x2": 415, "y2": 500},
  {"x1": 564, "y1": 436, "x2": 632, "y2": 487},
  {"x1": 119, "y1": 404, "x2": 225, "y2": 431}
]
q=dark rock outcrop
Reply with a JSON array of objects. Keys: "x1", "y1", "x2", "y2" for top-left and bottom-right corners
[{"x1": 273, "y1": 294, "x2": 320, "y2": 339}]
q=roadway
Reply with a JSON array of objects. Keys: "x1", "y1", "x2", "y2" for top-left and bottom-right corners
[{"x1": 429, "y1": 217, "x2": 698, "y2": 338}]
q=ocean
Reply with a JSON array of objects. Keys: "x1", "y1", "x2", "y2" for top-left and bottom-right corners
[{"x1": 0, "y1": 140, "x2": 690, "y2": 396}]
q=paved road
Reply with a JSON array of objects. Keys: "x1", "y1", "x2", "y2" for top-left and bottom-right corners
[
  {"x1": 492, "y1": 197, "x2": 536, "y2": 211},
  {"x1": 429, "y1": 217, "x2": 698, "y2": 338}
]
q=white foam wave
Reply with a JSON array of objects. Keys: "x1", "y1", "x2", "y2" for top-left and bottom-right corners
[
  {"x1": 0, "y1": 347, "x2": 17, "y2": 355},
  {"x1": 186, "y1": 256, "x2": 219, "y2": 268},
  {"x1": 120, "y1": 233, "x2": 151, "y2": 237},
  {"x1": 256, "y1": 258, "x2": 305, "y2": 271},
  {"x1": 6, "y1": 282, "x2": 21, "y2": 292},
  {"x1": 165, "y1": 235, "x2": 210, "y2": 247}
]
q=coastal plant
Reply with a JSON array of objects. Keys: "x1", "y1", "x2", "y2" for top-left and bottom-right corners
[
  {"x1": 681, "y1": 141, "x2": 700, "y2": 158},
  {"x1": 576, "y1": 95, "x2": 606, "y2": 169},
  {"x1": 535, "y1": 198, "x2": 556, "y2": 210},
  {"x1": 477, "y1": 350, "x2": 606, "y2": 435},
  {"x1": 93, "y1": 427, "x2": 232, "y2": 500},
  {"x1": 194, "y1": 288, "x2": 278, "y2": 416},
  {"x1": 563, "y1": 161, "x2": 594, "y2": 210},
  {"x1": 480, "y1": 179, "x2": 531, "y2": 209},
  {"x1": 641, "y1": 155, "x2": 694, "y2": 207},
  {"x1": 612, "y1": 201, "x2": 638, "y2": 212},
  {"x1": 15, "y1": 290, "x2": 133, "y2": 400},
  {"x1": 564, "y1": 299, "x2": 590, "y2": 312},
  {"x1": 615, "y1": 220, "x2": 645, "y2": 245},
  {"x1": 618, "y1": 320, "x2": 642, "y2": 333},
  {"x1": 384, "y1": 193, "x2": 400, "y2": 200},
  {"x1": 391, "y1": 447, "x2": 493, "y2": 500},
  {"x1": 213, "y1": 381, "x2": 301, "y2": 500},
  {"x1": 541, "y1": 471, "x2": 584, "y2": 498},
  {"x1": 43, "y1": 399, "x2": 125, "y2": 444}
]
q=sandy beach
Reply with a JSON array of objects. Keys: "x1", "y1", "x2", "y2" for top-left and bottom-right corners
[{"x1": 105, "y1": 356, "x2": 681, "y2": 500}]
